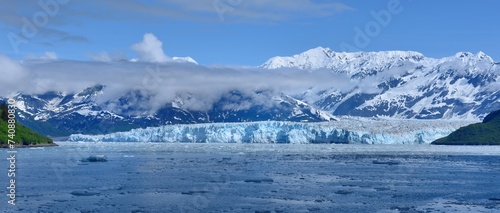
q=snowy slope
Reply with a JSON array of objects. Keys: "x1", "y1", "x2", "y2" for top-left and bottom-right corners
[
  {"x1": 261, "y1": 46, "x2": 426, "y2": 72},
  {"x1": 68, "y1": 118, "x2": 474, "y2": 144},
  {"x1": 172, "y1": 56, "x2": 198, "y2": 64},
  {"x1": 262, "y1": 47, "x2": 499, "y2": 119}
]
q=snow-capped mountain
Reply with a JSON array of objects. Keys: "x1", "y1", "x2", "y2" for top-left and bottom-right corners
[
  {"x1": 129, "y1": 56, "x2": 198, "y2": 64},
  {"x1": 172, "y1": 56, "x2": 198, "y2": 64},
  {"x1": 3, "y1": 47, "x2": 498, "y2": 137},
  {"x1": 261, "y1": 47, "x2": 427, "y2": 72},
  {"x1": 68, "y1": 118, "x2": 474, "y2": 144},
  {"x1": 262, "y1": 47, "x2": 499, "y2": 119},
  {"x1": 8, "y1": 85, "x2": 335, "y2": 136}
]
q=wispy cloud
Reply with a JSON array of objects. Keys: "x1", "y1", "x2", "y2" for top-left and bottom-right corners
[
  {"x1": 0, "y1": 0, "x2": 89, "y2": 51},
  {"x1": 25, "y1": 51, "x2": 58, "y2": 60},
  {"x1": 214, "y1": 0, "x2": 354, "y2": 22},
  {"x1": 0, "y1": 0, "x2": 353, "y2": 54},
  {"x1": 99, "y1": 0, "x2": 355, "y2": 23},
  {"x1": 1, "y1": 0, "x2": 353, "y2": 25}
]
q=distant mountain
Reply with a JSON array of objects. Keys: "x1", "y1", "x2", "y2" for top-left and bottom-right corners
[
  {"x1": 7, "y1": 86, "x2": 335, "y2": 137},
  {"x1": 262, "y1": 47, "x2": 499, "y2": 120},
  {"x1": 172, "y1": 56, "x2": 198, "y2": 64},
  {"x1": 432, "y1": 109, "x2": 500, "y2": 145}
]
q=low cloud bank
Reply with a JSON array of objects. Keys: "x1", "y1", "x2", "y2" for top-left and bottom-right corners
[{"x1": 0, "y1": 56, "x2": 374, "y2": 113}]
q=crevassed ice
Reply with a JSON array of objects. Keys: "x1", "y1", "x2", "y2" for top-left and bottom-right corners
[{"x1": 68, "y1": 118, "x2": 474, "y2": 144}]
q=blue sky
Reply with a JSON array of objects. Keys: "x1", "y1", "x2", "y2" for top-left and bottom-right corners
[{"x1": 0, "y1": 0, "x2": 498, "y2": 66}]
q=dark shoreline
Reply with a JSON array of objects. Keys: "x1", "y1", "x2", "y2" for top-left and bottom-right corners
[
  {"x1": 0, "y1": 143, "x2": 59, "y2": 148},
  {"x1": 431, "y1": 142, "x2": 500, "y2": 146}
]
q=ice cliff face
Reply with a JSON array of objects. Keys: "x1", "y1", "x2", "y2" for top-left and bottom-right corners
[{"x1": 68, "y1": 118, "x2": 473, "y2": 144}]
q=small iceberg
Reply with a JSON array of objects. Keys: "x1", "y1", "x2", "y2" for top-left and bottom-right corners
[
  {"x1": 70, "y1": 190, "x2": 100, "y2": 196},
  {"x1": 81, "y1": 155, "x2": 108, "y2": 162},
  {"x1": 372, "y1": 160, "x2": 400, "y2": 165},
  {"x1": 244, "y1": 178, "x2": 274, "y2": 183},
  {"x1": 29, "y1": 147, "x2": 45, "y2": 150}
]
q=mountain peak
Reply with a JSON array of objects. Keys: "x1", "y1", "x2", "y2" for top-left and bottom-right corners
[
  {"x1": 260, "y1": 47, "x2": 425, "y2": 70},
  {"x1": 77, "y1": 84, "x2": 105, "y2": 97},
  {"x1": 172, "y1": 56, "x2": 198, "y2": 64},
  {"x1": 476, "y1": 51, "x2": 493, "y2": 62},
  {"x1": 454, "y1": 51, "x2": 474, "y2": 58},
  {"x1": 451, "y1": 51, "x2": 494, "y2": 64},
  {"x1": 305, "y1": 46, "x2": 331, "y2": 53}
]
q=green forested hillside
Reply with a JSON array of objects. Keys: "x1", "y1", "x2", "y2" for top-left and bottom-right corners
[
  {"x1": 432, "y1": 109, "x2": 500, "y2": 145},
  {"x1": 0, "y1": 102, "x2": 54, "y2": 147}
]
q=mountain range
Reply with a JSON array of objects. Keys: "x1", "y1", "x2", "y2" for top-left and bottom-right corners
[
  {"x1": 8, "y1": 87, "x2": 334, "y2": 136},
  {"x1": 262, "y1": 47, "x2": 498, "y2": 119},
  {"x1": 3, "y1": 47, "x2": 498, "y2": 137}
]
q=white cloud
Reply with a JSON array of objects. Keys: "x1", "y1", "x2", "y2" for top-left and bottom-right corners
[
  {"x1": 11, "y1": 58, "x2": 357, "y2": 113},
  {"x1": 131, "y1": 33, "x2": 169, "y2": 63},
  {"x1": 0, "y1": 55, "x2": 29, "y2": 96}
]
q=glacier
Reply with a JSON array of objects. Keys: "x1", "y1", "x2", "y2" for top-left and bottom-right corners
[{"x1": 68, "y1": 118, "x2": 474, "y2": 144}]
